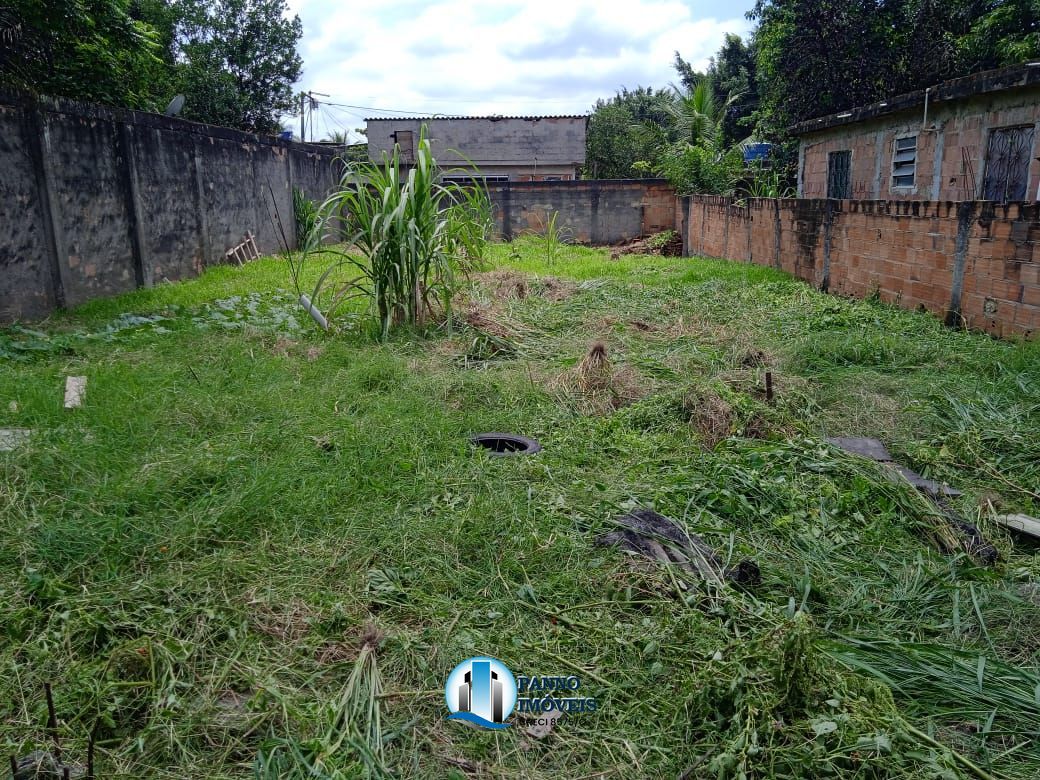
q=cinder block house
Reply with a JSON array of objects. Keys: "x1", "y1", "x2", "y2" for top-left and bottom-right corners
[
  {"x1": 793, "y1": 64, "x2": 1040, "y2": 202},
  {"x1": 365, "y1": 115, "x2": 586, "y2": 182}
]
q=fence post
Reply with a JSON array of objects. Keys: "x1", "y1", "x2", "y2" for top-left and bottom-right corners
[
  {"x1": 117, "y1": 122, "x2": 149, "y2": 288},
  {"x1": 27, "y1": 100, "x2": 68, "y2": 309},
  {"x1": 821, "y1": 198, "x2": 834, "y2": 292},
  {"x1": 945, "y1": 200, "x2": 976, "y2": 327},
  {"x1": 192, "y1": 138, "x2": 213, "y2": 266}
]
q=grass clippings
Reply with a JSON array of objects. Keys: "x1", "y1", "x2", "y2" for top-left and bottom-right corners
[{"x1": 2, "y1": 233, "x2": 1039, "y2": 779}]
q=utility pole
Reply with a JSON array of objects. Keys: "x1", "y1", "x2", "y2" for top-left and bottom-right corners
[{"x1": 299, "y1": 91, "x2": 329, "y2": 142}]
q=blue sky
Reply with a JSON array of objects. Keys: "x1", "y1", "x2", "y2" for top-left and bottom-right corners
[{"x1": 284, "y1": 0, "x2": 756, "y2": 141}]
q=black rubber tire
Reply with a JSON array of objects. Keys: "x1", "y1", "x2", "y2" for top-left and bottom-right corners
[{"x1": 469, "y1": 432, "x2": 542, "y2": 456}]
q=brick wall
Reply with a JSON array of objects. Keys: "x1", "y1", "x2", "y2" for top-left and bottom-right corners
[
  {"x1": 799, "y1": 86, "x2": 1040, "y2": 201},
  {"x1": 487, "y1": 179, "x2": 676, "y2": 244},
  {"x1": 684, "y1": 196, "x2": 1040, "y2": 338}
]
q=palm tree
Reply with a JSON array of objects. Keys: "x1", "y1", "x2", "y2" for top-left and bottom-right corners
[
  {"x1": 323, "y1": 130, "x2": 349, "y2": 144},
  {"x1": 665, "y1": 81, "x2": 726, "y2": 147}
]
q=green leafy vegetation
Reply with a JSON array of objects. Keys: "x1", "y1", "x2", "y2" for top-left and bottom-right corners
[
  {"x1": 298, "y1": 128, "x2": 493, "y2": 338},
  {"x1": 588, "y1": 1, "x2": 1040, "y2": 189},
  {"x1": 1, "y1": 0, "x2": 302, "y2": 132},
  {"x1": 1, "y1": 241, "x2": 1039, "y2": 778}
]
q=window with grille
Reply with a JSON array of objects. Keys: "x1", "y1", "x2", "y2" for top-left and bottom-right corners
[
  {"x1": 982, "y1": 125, "x2": 1035, "y2": 202},
  {"x1": 892, "y1": 136, "x2": 917, "y2": 187}
]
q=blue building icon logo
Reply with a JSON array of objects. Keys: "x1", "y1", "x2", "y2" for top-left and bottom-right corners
[{"x1": 445, "y1": 656, "x2": 517, "y2": 729}]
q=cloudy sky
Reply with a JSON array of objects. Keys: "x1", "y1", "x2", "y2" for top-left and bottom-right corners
[{"x1": 284, "y1": 0, "x2": 755, "y2": 141}]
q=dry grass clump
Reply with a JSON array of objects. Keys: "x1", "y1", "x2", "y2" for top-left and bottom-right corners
[
  {"x1": 683, "y1": 388, "x2": 735, "y2": 448},
  {"x1": 577, "y1": 341, "x2": 612, "y2": 393},
  {"x1": 463, "y1": 309, "x2": 516, "y2": 340},
  {"x1": 468, "y1": 270, "x2": 576, "y2": 303},
  {"x1": 471, "y1": 270, "x2": 529, "y2": 301},
  {"x1": 739, "y1": 347, "x2": 771, "y2": 367},
  {"x1": 552, "y1": 342, "x2": 650, "y2": 414},
  {"x1": 538, "y1": 276, "x2": 577, "y2": 301},
  {"x1": 245, "y1": 592, "x2": 315, "y2": 642}
]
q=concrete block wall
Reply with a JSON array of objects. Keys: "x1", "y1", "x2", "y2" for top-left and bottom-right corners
[
  {"x1": 684, "y1": 196, "x2": 1040, "y2": 338},
  {"x1": 366, "y1": 116, "x2": 586, "y2": 172},
  {"x1": 0, "y1": 90, "x2": 341, "y2": 321},
  {"x1": 487, "y1": 179, "x2": 676, "y2": 244}
]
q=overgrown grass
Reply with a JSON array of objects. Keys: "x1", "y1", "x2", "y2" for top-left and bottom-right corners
[{"x1": 1, "y1": 236, "x2": 1038, "y2": 778}]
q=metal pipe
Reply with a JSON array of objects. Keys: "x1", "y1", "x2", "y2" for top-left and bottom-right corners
[
  {"x1": 923, "y1": 87, "x2": 931, "y2": 129},
  {"x1": 299, "y1": 294, "x2": 329, "y2": 330}
]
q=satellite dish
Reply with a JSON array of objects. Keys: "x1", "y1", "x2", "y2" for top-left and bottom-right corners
[{"x1": 164, "y1": 95, "x2": 186, "y2": 117}]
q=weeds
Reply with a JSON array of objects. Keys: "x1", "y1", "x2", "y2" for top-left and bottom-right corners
[
  {"x1": 534, "y1": 210, "x2": 571, "y2": 267},
  {"x1": 292, "y1": 188, "x2": 318, "y2": 247},
  {"x1": 2, "y1": 241, "x2": 1040, "y2": 778},
  {"x1": 302, "y1": 126, "x2": 492, "y2": 338}
]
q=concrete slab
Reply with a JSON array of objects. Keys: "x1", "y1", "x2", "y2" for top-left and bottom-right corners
[
  {"x1": 64, "y1": 375, "x2": 86, "y2": 408},
  {"x1": 0, "y1": 428, "x2": 31, "y2": 451},
  {"x1": 891, "y1": 464, "x2": 962, "y2": 498},
  {"x1": 994, "y1": 513, "x2": 1040, "y2": 540},
  {"x1": 826, "y1": 437, "x2": 893, "y2": 462}
]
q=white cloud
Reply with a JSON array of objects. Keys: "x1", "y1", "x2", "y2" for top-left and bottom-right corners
[{"x1": 285, "y1": 0, "x2": 752, "y2": 139}]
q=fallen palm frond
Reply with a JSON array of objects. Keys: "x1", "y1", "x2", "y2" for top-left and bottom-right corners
[{"x1": 824, "y1": 638, "x2": 1040, "y2": 731}]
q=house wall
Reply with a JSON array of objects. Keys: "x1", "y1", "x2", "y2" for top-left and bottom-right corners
[
  {"x1": 683, "y1": 196, "x2": 1040, "y2": 338},
  {"x1": 366, "y1": 116, "x2": 586, "y2": 181},
  {"x1": 798, "y1": 86, "x2": 1040, "y2": 201},
  {"x1": 443, "y1": 164, "x2": 578, "y2": 181},
  {"x1": 0, "y1": 90, "x2": 340, "y2": 321},
  {"x1": 487, "y1": 179, "x2": 676, "y2": 244}
]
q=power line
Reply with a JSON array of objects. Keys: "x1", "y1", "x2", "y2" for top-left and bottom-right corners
[{"x1": 317, "y1": 98, "x2": 590, "y2": 117}]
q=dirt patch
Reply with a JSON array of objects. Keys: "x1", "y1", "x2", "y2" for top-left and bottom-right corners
[
  {"x1": 739, "y1": 348, "x2": 771, "y2": 367},
  {"x1": 609, "y1": 231, "x2": 682, "y2": 259},
  {"x1": 628, "y1": 319, "x2": 658, "y2": 333},
  {"x1": 538, "y1": 276, "x2": 577, "y2": 301},
  {"x1": 271, "y1": 337, "x2": 298, "y2": 357},
  {"x1": 246, "y1": 593, "x2": 314, "y2": 642}
]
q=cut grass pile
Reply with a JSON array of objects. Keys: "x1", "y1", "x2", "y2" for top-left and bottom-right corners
[{"x1": 1, "y1": 235, "x2": 1039, "y2": 779}]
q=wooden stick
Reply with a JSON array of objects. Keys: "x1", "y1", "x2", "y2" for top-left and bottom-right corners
[{"x1": 44, "y1": 682, "x2": 61, "y2": 764}]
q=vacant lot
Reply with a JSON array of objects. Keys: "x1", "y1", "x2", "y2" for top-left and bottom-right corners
[{"x1": 2, "y1": 238, "x2": 1038, "y2": 779}]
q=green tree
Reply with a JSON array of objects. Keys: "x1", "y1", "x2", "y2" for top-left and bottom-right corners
[
  {"x1": 675, "y1": 34, "x2": 758, "y2": 148},
  {"x1": 584, "y1": 87, "x2": 672, "y2": 179},
  {"x1": 172, "y1": 0, "x2": 302, "y2": 132},
  {"x1": 957, "y1": 0, "x2": 1040, "y2": 70},
  {"x1": 648, "y1": 82, "x2": 744, "y2": 195},
  {"x1": 0, "y1": 0, "x2": 169, "y2": 109},
  {"x1": 751, "y1": 0, "x2": 1039, "y2": 136},
  {"x1": 750, "y1": 0, "x2": 897, "y2": 133}
]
